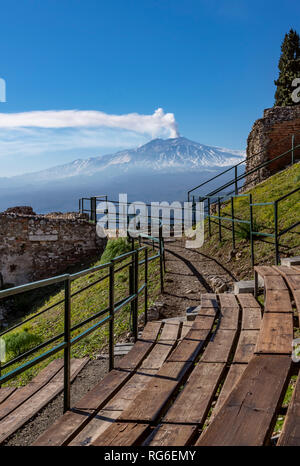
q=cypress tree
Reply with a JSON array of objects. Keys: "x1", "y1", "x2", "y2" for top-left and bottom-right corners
[{"x1": 274, "y1": 29, "x2": 300, "y2": 106}]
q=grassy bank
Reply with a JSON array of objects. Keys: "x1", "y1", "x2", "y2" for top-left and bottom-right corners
[{"x1": 199, "y1": 162, "x2": 300, "y2": 279}]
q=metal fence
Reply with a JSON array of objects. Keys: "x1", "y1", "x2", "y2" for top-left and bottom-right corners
[
  {"x1": 188, "y1": 134, "x2": 300, "y2": 202},
  {"x1": 203, "y1": 186, "x2": 300, "y2": 267},
  {"x1": 0, "y1": 228, "x2": 165, "y2": 412}
]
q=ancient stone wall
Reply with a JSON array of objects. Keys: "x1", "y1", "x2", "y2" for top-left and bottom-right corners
[
  {"x1": 246, "y1": 105, "x2": 300, "y2": 188},
  {"x1": 0, "y1": 206, "x2": 107, "y2": 287}
]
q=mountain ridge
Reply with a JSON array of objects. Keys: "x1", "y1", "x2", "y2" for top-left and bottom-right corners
[{"x1": 8, "y1": 136, "x2": 245, "y2": 182}]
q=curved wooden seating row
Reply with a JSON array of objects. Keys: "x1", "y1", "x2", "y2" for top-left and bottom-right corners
[{"x1": 32, "y1": 264, "x2": 300, "y2": 447}]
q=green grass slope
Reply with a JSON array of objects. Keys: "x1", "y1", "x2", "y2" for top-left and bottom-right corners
[{"x1": 199, "y1": 162, "x2": 300, "y2": 279}]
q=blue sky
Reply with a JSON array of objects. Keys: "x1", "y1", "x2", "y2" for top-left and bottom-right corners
[{"x1": 0, "y1": 0, "x2": 299, "y2": 176}]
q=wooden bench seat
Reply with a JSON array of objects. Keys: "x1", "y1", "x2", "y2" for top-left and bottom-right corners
[
  {"x1": 33, "y1": 321, "x2": 162, "y2": 446},
  {"x1": 196, "y1": 355, "x2": 291, "y2": 446},
  {"x1": 0, "y1": 358, "x2": 88, "y2": 444},
  {"x1": 197, "y1": 266, "x2": 294, "y2": 446},
  {"x1": 69, "y1": 321, "x2": 180, "y2": 446}
]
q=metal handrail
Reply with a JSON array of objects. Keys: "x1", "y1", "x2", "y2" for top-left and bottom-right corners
[
  {"x1": 204, "y1": 186, "x2": 300, "y2": 267},
  {"x1": 0, "y1": 225, "x2": 165, "y2": 413},
  {"x1": 188, "y1": 133, "x2": 300, "y2": 201}
]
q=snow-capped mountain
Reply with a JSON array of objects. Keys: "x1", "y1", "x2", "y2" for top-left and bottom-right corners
[
  {"x1": 12, "y1": 137, "x2": 245, "y2": 182},
  {"x1": 0, "y1": 137, "x2": 245, "y2": 213}
]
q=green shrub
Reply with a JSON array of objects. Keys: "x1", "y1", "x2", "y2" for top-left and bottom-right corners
[
  {"x1": 4, "y1": 329, "x2": 42, "y2": 359},
  {"x1": 100, "y1": 238, "x2": 132, "y2": 263}
]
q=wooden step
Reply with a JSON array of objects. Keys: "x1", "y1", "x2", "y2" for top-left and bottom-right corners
[
  {"x1": 233, "y1": 330, "x2": 260, "y2": 364},
  {"x1": 163, "y1": 362, "x2": 225, "y2": 425},
  {"x1": 33, "y1": 322, "x2": 162, "y2": 446},
  {"x1": 0, "y1": 358, "x2": 88, "y2": 444},
  {"x1": 69, "y1": 321, "x2": 180, "y2": 446},
  {"x1": 255, "y1": 313, "x2": 293, "y2": 355},
  {"x1": 196, "y1": 355, "x2": 291, "y2": 446},
  {"x1": 92, "y1": 422, "x2": 150, "y2": 446},
  {"x1": 144, "y1": 423, "x2": 197, "y2": 446}
]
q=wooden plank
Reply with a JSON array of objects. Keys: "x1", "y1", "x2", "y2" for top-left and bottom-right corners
[
  {"x1": 237, "y1": 294, "x2": 261, "y2": 309},
  {"x1": 242, "y1": 307, "x2": 261, "y2": 330},
  {"x1": 69, "y1": 324, "x2": 180, "y2": 446},
  {"x1": 34, "y1": 322, "x2": 162, "y2": 446},
  {"x1": 197, "y1": 307, "x2": 218, "y2": 317},
  {"x1": 285, "y1": 275, "x2": 300, "y2": 291},
  {"x1": 254, "y1": 266, "x2": 280, "y2": 277},
  {"x1": 0, "y1": 358, "x2": 88, "y2": 444},
  {"x1": 141, "y1": 322, "x2": 180, "y2": 370},
  {"x1": 218, "y1": 306, "x2": 239, "y2": 330},
  {"x1": 163, "y1": 362, "x2": 225, "y2": 424},
  {"x1": 116, "y1": 321, "x2": 162, "y2": 370},
  {"x1": 201, "y1": 293, "x2": 218, "y2": 309},
  {"x1": 159, "y1": 321, "x2": 181, "y2": 341},
  {"x1": 274, "y1": 265, "x2": 299, "y2": 276},
  {"x1": 201, "y1": 330, "x2": 237, "y2": 363},
  {"x1": 167, "y1": 329, "x2": 210, "y2": 362},
  {"x1": 0, "y1": 359, "x2": 64, "y2": 421},
  {"x1": 210, "y1": 364, "x2": 247, "y2": 422},
  {"x1": 193, "y1": 315, "x2": 215, "y2": 330},
  {"x1": 265, "y1": 290, "x2": 292, "y2": 312},
  {"x1": 92, "y1": 422, "x2": 150, "y2": 446},
  {"x1": 278, "y1": 374, "x2": 300, "y2": 446},
  {"x1": 0, "y1": 388, "x2": 17, "y2": 405},
  {"x1": 118, "y1": 361, "x2": 192, "y2": 423},
  {"x1": 218, "y1": 294, "x2": 239, "y2": 308},
  {"x1": 255, "y1": 313, "x2": 293, "y2": 355},
  {"x1": 144, "y1": 423, "x2": 197, "y2": 446},
  {"x1": 33, "y1": 368, "x2": 134, "y2": 446},
  {"x1": 69, "y1": 371, "x2": 158, "y2": 446},
  {"x1": 180, "y1": 321, "x2": 193, "y2": 340},
  {"x1": 233, "y1": 330, "x2": 260, "y2": 364},
  {"x1": 196, "y1": 355, "x2": 291, "y2": 446},
  {"x1": 264, "y1": 275, "x2": 287, "y2": 290}
]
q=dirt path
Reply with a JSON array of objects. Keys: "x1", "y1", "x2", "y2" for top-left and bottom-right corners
[
  {"x1": 156, "y1": 238, "x2": 237, "y2": 319},
  {"x1": 3, "y1": 239, "x2": 235, "y2": 446}
]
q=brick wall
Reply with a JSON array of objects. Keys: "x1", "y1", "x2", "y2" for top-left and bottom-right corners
[
  {"x1": 0, "y1": 207, "x2": 107, "y2": 286},
  {"x1": 246, "y1": 105, "x2": 300, "y2": 188}
]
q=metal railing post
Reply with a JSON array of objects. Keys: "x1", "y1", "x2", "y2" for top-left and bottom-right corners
[
  {"x1": 91, "y1": 196, "x2": 97, "y2": 223},
  {"x1": 109, "y1": 262, "x2": 115, "y2": 371},
  {"x1": 254, "y1": 270, "x2": 258, "y2": 298},
  {"x1": 129, "y1": 263, "x2": 134, "y2": 332},
  {"x1": 159, "y1": 224, "x2": 164, "y2": 294},
  {"x1": 274, "y1": 201, "x2": 279, "y2": 265},
  {"x1": 292, "y1": 134, "x2": 295, "y2": 165},
  {"x1": 249, "y1": 194, "x2": 254, "y2": 268},
  {"x1": 231, "y1": 196, "x2": 235, "y2": 250},
  {"x1": 207, "y1": 198, "x2": 211, "y2": 237},
  {"x1": 192, "y1": 196, "x2": 196, "y2": 228},
  {"x1": 235, "y1": 165, "x2": 238, "y2": 195},
  {"x1": 218, "y1": 197, "x2": 222, "y2": 242},
  {"x1": 133, "y1": 250, "x2": 139, "y2": 342},
  {"x1": 144, "y1": 248, "x2": 148, "y2": 325},
  {"x1": 63, "y1": 277, "x2": 71, "y2": 413}
]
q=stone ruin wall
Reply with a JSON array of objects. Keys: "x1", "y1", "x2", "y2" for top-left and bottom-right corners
[
  {"x1": 0, "y1": 206, "x2": 107, "y2": 287},
  {"x1": 246, "y1": 105, "x2": 300, "y2": 189}
]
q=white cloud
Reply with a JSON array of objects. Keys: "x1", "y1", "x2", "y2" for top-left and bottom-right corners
[{"x1": 0, "y1": 107, "x2": 179, "y2": 139}]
